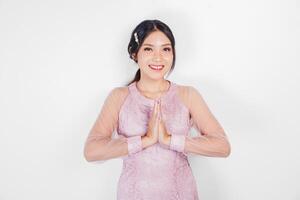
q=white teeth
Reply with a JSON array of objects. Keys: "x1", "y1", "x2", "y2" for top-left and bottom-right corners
[{"x1": 149, "y1": 65, "x2": 163, "y2": 70}]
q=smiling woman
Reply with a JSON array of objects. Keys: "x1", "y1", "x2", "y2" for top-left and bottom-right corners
[
  {"x1": 83, "y1": 19, "x2": 231, "y2": 200},
  {"x1": 137, "y1": 33, "x2": 172, "y2": 75}
]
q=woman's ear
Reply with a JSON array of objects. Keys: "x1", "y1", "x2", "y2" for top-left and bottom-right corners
[{"x1": 132, "y1": 53, "x2": 137, "y2": 62}]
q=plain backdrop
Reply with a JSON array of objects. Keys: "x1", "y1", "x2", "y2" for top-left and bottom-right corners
[{"x1": 0, "y1": 0, "x2": 299, "y2": 199}]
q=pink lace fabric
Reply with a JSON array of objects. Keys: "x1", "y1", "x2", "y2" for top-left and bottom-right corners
[{"x1": 84, "y1": 80, "x2": 231, "y2": 199}]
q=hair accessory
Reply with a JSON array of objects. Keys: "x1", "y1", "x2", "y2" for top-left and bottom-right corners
[{"x1": 134, "y1": 32, "x2": 139, "y2": 45}]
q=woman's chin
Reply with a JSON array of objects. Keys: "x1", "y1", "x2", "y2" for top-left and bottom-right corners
[
  {"x1": 147, "y1": 73, "x2": 166, "y2": 81},
  {"x1": 140, "y1": 69, "x2": 168, "y2": 81}
]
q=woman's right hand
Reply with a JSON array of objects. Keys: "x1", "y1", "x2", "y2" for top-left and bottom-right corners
[{"x1": 143, "y1": 100, "x2": 160, "y2": 146}]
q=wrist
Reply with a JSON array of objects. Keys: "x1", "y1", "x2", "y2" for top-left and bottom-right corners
[
  {"x1": 169, "y1": 134, "x2": 186, "y2": 153},
  {"x1": 127, "y1": 135, "x2": 143, "y2": 155},
  {"x1": 164, "y1": 135, "x2": 171, "y2": 146},
  {"x1": 159, "y1": 134, "x2": 171, "y2": 148},
  {"x1": 142, "y1": 135, "x2": 155, "y2": 148}
]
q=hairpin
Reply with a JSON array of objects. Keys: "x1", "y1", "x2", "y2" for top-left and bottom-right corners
[{"x1": 134, "y1": 32, "x2": 139, "y2": 45}]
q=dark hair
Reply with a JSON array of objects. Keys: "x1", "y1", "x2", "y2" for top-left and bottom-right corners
[{"x1": 126, "y1": 19, "x2": 176, "y2": 86}]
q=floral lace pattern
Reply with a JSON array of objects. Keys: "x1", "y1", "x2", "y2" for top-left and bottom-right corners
[{"x1": 117, "y1": 81, "x2": 199, "y2": 200}]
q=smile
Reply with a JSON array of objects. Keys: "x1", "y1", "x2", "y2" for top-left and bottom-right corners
[{"x1": 148, "y1": 65, "x2": 164, "y2": 71}]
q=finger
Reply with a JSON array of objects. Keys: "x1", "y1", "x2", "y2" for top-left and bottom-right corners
[
  {"x1": 157, "y1": 102, "x2": 161, "y2": 120},
  {"x1": 156, "y1": 117, "x2": 161, "y2": 131},
  {"x1": 159, "y1": 101, "x2": 162, "y2": 115},
  {"x1": 152, "y1": 101, "x2": 158, "y2": 118},
  {"x1": 157, "y1": 100, "x2": 162, "y2": 120},
  {"x1": 154, "y1": 101, "x2": 159, "y2": 117}
]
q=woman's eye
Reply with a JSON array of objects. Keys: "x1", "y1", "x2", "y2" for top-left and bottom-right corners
[
  {"x1": 164, "y1": 47, "x2": 171, "y2": 52},
  {"x1": 144, "y1": 47, "x2": 152, "y2": 51}
]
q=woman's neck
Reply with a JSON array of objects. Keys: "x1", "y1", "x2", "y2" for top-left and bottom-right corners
[{"x1": 136, "y1": 78, "x2": 170, "y2": 93}]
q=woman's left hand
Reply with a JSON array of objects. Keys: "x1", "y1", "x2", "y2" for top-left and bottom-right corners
[{"x1": 157, "y1": 101, "x2": 171, "y2": 147}]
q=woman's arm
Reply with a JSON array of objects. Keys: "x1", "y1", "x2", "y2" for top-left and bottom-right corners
[
  {"x1": 83, "y1": 87, "x2": 150, "y2": 162},
  {"x1": 170, "y1": 86, "x2": 231, "y2": 157}
]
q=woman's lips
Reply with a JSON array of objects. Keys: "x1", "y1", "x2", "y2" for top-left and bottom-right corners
[{"x1": 148, "y1": 65, "x2": 164, "y2": 71}]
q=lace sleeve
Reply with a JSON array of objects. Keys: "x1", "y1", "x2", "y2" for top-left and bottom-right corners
[
  {"x1": 170, "y1": 85, "x2": 231, "y2": 157},
  {"x1": 83, "y1": 87, "x2": 143, "y2": 163}
]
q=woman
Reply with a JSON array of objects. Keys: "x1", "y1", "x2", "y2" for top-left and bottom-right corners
[{"x1": 84, "y1": 19, "x2": 231, "y2": 200}]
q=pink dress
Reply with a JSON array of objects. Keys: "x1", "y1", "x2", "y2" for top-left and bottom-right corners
[{"x1": 84, "y1": 80, "x2": 230, "y2": 200}]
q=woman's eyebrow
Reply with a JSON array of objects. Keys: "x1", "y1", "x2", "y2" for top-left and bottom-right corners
[{"x1": 143, "y1": 43, "x2": 171, "y2": 46}]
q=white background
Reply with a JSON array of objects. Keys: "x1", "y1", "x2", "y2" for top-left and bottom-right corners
[{"x1": 0, "y1": 0, "x2": 299, "y2": 199}]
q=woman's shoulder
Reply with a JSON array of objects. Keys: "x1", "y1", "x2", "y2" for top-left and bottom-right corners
[
  {"x1": 112, "y1": 85, "x2": 129, "y2": 93},
  {"x1": 108, "y1": 86, "x2": 129, "y2": 99},
  {"x1": 173, "y1": 82, "x2": 204, "y2": 110},
  {"x1": 174, "y1": 82, "x2": 200, "y2": 97}
]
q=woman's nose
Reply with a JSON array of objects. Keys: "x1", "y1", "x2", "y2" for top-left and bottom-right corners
[{"x1": 153, "y1": 51, "x2": 162, "y2": 61}]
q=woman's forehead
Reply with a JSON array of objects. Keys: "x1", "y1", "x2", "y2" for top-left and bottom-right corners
[{"x1": 142, "y1": 31, "x2": 171, "y2": 46}]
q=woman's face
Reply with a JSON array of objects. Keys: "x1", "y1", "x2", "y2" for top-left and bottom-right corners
[{"x1": 135, "y1": 30, "x2": 173, "y2": 81}]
